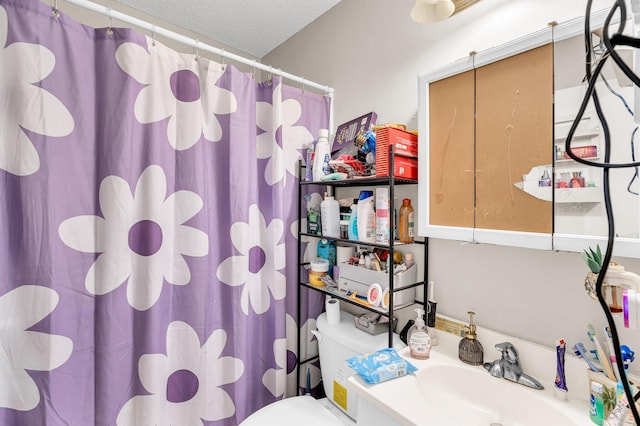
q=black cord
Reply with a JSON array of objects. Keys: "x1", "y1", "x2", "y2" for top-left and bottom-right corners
[
  {"x1": 566, "y1": 1, "x2": 640, "y2": 423},
  {"x1": 598, "y1": 75, "x2": 640, "y2": 194}
]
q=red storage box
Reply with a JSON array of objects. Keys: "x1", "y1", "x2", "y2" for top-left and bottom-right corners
[
  {"x1": 375, "y1": 127, "x2": 418, "y2": 159},
  {"x1": 375, "y1": 127, "x2": 418, "y2": 179},
  {"x1": 377, "y1": 156, "x2": 418, "y2": 180}
]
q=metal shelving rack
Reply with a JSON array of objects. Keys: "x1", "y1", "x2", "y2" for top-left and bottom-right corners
[{"x1": 295, "y1": 145, "x2": 428, "y2": 394}]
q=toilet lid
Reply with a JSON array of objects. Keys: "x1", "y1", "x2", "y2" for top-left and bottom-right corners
[{"x1": 239, "y1": 396, "x2": 344, "y2": 426}]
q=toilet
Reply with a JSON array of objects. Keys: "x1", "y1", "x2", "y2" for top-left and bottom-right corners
[{"x1": 240, "y1": 310, "x2": 404, "y2": 426}]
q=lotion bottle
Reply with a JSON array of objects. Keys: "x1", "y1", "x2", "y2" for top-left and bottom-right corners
[{"x1": 408, "y1": 308, "x2": 431, "y2": 360}]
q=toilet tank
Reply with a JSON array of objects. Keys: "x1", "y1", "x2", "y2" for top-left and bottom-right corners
[{"x1": 315, "y1": 310, "x2": 405, "y2": 421}]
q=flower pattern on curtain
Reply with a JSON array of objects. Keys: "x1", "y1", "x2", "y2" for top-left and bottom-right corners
[{"x1": 0, "y1": 0, "x2": 329, "y2": 425}]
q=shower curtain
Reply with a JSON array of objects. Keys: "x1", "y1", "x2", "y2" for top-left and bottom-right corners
[{"x1": 0, "y1": 0, "x2": 329, "y2": 424}]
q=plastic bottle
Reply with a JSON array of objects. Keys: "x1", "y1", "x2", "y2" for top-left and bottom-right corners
[
  {"x1": 305, "y1": 142, "x2": 314, "y2": 182},
  {"x1": 398, "y1": 198, "x2": 415, "y2": 243},
  {"x1": 375, "y1": 187, "x2": 390, "y2": 244},
  {"x1": 312, "y1": 129, "x2": 331, "y2": 182},
  {"x1": 408, "y1": 308, "x2": 431, "y2": 360},
  {"x1": 589, "y1": 381, "x2": 604, "y2": 425},
  {"x1": 348, "y1": 204, "x2": 358, "y2": 240},
  {"x1": 357, "y1": 190, "x2": 376, "y2": 243},
  {"x1": 320, "y1": 193, "x2": 340, "y2": 238}
]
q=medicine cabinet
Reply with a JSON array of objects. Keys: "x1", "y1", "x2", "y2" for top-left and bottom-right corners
[
  {"x1": 418, "y1": 9, "x2": 640, "y2": 257},
  {"x1": 418, "y1": 28, "x2": 554, "y2": 250}
]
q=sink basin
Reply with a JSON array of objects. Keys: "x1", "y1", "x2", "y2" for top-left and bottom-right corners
[
  {"x1": 416, "y1": 363, "x2": 580, "y2": 425},
  {"x1": 348, "y1": 338, "x2": 590, "y2": 426}
]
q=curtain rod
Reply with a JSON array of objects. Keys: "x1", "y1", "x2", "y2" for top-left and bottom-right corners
[{"x1": 57, "y1": 0, "x2": 334, "y2": 97}]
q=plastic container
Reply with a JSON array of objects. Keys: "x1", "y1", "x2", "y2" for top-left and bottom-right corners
[
  {"x1": 320, "y1": 193, "x2": 340, "y2": 238},
  {"x1": 375, "y1": 187, "x2": 390, "y2": 244},
  {"x1": 312, "y1": 129, "x2": 331, "y2": 182},
  {"x1": 589, "y1": 381, "x2": 604, "y2": 425},
  {"x1": 309, "y1": 258, "x2": 329, "y2": 287},
  {"x1": 317, "y1": 239, "x2": 336, "y2": 278},
  {"x1": 408, "y1": 308, "x2": 431, "y2": 360},
  {"x1": 305, "y1": 142, "x2": 314, "y2": 181},
  {"x1": 348, "y1": 204, "x2": 358, "y2": 240},
  {"x1": 357, "y1": 191, "x2": 376, "y2": 243},
  {"x1": 398, "y1": 198, "x2": 415, "y2": 243}
]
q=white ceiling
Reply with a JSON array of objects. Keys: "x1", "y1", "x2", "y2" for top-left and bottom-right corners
[{"x1": 116, "y1": 0, "x2": 343, "y2": 58}]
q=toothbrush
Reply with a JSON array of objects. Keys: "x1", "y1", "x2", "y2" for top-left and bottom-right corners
[
  {"x1": 604, "y1": 326, "x2": 622, "y2": 382},
  {"x1": 587, "y1": 323, "x2": 617, "y2": 381},
  {"x1": 572, "y1": 342, "x2": 602, "y2": 372}
]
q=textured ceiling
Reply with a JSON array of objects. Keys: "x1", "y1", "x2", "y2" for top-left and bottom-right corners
[{"x1": 117, "y1": 0, "x2": 343, "y2": 58}]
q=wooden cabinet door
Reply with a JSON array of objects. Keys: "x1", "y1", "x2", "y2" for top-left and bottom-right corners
[
  {"x1": 475, "y1": 44, "x2": 553, "y2": 233},
  {"x1": 428, "y1": 70, "x2": 475, "y2": 228}
]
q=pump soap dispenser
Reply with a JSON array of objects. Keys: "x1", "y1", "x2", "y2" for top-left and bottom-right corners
[
  {"x1": 458, "y1": 311, "x2": 484, "y2": 366},
  {"x1": 408, "y1": 308, "x2": 431, "y2": 360}
]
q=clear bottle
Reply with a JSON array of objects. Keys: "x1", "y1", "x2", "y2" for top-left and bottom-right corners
[
  {"x1": 408, "y1": 308, "x2": 431, "y2": 360},
  {"x1": 398, "y1": 198, "x2": 415, "y2": 243},
  {"x1": 589, "y1": 381, "x2": 604, "y2": 425}
]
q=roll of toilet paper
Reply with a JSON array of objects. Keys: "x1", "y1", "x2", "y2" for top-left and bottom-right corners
[
  {"x1": 336, "y1": 245, "x2": 355, "y2": 264},
  {"x1": 326, "y1": 297, "x2": 340, "y2": 325}
]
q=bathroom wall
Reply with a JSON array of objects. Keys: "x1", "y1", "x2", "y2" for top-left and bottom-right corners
[{"x1": 265, "y1": 0, "x2": 640, "y2": 375}]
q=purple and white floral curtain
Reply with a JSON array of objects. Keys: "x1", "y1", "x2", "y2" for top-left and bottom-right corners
[{"x1": 0, "y1": 0, "x2": 329, "y2": 424}]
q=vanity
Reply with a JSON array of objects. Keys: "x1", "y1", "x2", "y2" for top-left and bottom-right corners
[{"x1": 347, "y1": 320, "x2": 596, "y2": 425}]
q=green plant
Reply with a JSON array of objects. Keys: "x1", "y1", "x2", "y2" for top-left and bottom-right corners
[{"x1": 583, "y1": 244, "x2": 603, "y2": 274}]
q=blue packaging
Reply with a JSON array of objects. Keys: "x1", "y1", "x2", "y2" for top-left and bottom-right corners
[
  {"x1": 346, "y1": 348, "x2": 417, "y2": 384},
  {"x1": 317, "y1": 239, "x2": 336, "y2": 278}
]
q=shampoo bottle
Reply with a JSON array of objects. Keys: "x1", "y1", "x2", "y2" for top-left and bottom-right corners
[
  {"x1": 357, "y1": 190, "x2": 376, "y2": 243},
  {"x1": 312, "y1": 129, "x2": 331, "y2": 182},
  {"x1": 347, "y1": 204, "x2": 358, "y2": 241},
  {"x1": 408, "y1": 308, "x2": 431, "y2": 360}
]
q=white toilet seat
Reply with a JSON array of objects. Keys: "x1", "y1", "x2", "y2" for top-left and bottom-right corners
[{"x1": 239, "y1": 395, "x2": 345, "y2": 426}]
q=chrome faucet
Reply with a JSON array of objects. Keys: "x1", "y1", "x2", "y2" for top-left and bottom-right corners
[{"x1": 483, "y1": 342, "x2": 544, "y2": 390}]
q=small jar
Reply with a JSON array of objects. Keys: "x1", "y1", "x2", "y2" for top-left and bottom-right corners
[
  {"x1": 309, "y1": 258, "x2": 329, "y2": 287},
  {"x1": 339, "y1": 220, "x2": 349, "y2": 239}
]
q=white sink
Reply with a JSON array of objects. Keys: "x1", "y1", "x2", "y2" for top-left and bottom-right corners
[
  {"x1": 415, "y1": 363, "x2": 583, "y2": 425},
  {"x1": 347, "y1": 324, "x2": 592, "y2": 426}
]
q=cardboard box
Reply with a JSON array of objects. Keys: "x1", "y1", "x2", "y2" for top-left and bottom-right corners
[{"x1": 331, "y1": 112, "x2": 377, "y2": 155}]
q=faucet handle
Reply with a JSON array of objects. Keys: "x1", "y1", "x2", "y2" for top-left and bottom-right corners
[{"x1": 494, "y1": 342, "x2": 519, "y2": 363}]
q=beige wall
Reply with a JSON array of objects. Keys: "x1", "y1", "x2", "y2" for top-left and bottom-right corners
[{"x1": 265, "y1": 0, "x2": 640, "y2": 374}]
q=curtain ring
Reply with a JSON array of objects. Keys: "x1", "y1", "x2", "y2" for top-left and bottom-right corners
[
  {"x1": 106, "y1": 7, "x2": 114, "y2": 35},
  {"x1": 151, "y1": 23, "x2": 156, "y2": 47},
  {"x1": 300, "y1": 77, "x2": 305, "y2": 94},
  {"x1": 220, "y1": 48, "x2": 226, "y2": 66},
  {"x1": 52, "y1": 0, "x2": 60, "y2": 17},
  {"x1": 267, "y1": 66, "x2": 273, "y2": 86},
  {"x1": 193, "y1": 39, "x2": 200, "y2": 61},
  {"x1": 251, "y1": 59, "x2": 257, "y2": 80}
]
